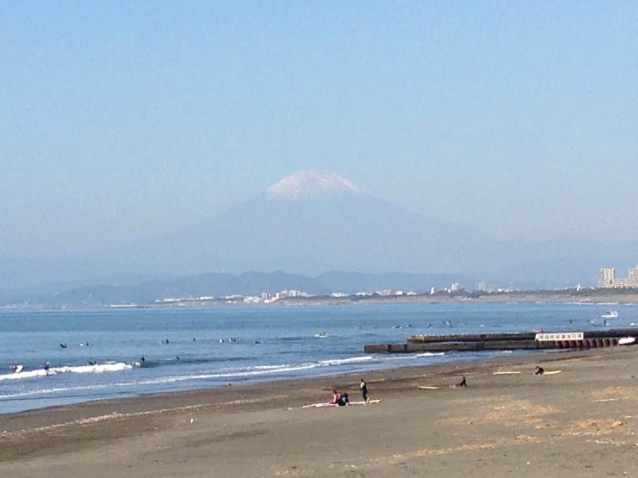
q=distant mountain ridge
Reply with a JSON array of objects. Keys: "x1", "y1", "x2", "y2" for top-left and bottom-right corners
[{"x1": 12, "y1": 270, "x2": 473, "y2": 306}]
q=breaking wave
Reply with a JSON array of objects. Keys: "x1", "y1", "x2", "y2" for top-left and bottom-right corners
[{"x1": 0, "y1": 362, "x2": 137, "y2": 382}]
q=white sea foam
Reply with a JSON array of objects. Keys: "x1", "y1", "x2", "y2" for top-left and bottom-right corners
[
  {"x1": 0, "y1": 383, "x2": 111, "y2": 400},
  {"x1": 129, "y1": 363, "x2": 323, "y2": 386},
  {"x1": 318, "y1": 356, "x2": 373, "y2": 366},
  {"x1": 252, "y1": 364, "x2": 294, "y2": 370},
  {"x1": 0, "y1": 362, "x2": 135, "y2": 382}
]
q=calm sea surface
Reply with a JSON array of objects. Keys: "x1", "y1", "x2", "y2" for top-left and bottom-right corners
[{"x1": 0, "y1": 302, "x2": 635, "y2": 414}]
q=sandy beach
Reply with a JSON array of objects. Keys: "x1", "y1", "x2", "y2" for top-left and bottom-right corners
[{"x1": 2, "y1": 348, "x2": 638, "y2": 477}]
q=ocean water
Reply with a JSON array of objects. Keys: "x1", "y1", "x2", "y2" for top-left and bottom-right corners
[{"x1": 0, "y1": 302, "x2": 635, "y2": 414}]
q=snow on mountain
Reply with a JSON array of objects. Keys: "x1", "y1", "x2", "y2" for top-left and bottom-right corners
[
  {"x1": 4, "y1": 170, "x2": 629, "y2": 294},
  {"x1": 265, "y1": 170, "x2": 362, "y2": 199}
]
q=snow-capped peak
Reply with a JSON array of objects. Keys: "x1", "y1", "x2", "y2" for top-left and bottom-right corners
[{"x1": 265, "y1": 170, "x2": 362, "y2": 199}]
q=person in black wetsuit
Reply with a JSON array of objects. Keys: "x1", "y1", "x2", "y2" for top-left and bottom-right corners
[
  {"x1": 360, "y1": 379, "x2": 369, "y2": 404},
  {"x1": 331, "y1": 389, "x2": 350, "y2": 406},
  {"x1": 450, "y1": 376, "x2": 467, "y2": 388}
]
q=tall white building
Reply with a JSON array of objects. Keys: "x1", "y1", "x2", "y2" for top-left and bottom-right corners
[{"x1": 599, "y1": 267, "x2": 638, "y2": 288}]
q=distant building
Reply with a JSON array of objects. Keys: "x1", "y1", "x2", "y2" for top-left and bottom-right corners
[
  {"x1": 599, "y1": 267, "x2": 638, "y2": 288},
  {"x1": 477, "y1": 281, "x2": 488, "y2": 292},
  {"x1": 450, "y1": 283, "x2": 461, "y2": 293}
]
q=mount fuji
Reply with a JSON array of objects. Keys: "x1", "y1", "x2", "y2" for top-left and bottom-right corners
[
  {"x1": 93, "y1": 170, "x2": 500, "y2": 279},
  {"x1": 2, "y1": 170, "x2": 628, "y2": 296}
]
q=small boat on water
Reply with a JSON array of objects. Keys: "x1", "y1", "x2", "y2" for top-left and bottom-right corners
[
  {"x1": 601, "y1": 311, "x2": 619, "y2": 319},
  {"x1": 314, "y1": 332, "x2": 328, "y2": 338},
  {"x1": 10, "y1": 364, "x2": 24, "y2": 373}
]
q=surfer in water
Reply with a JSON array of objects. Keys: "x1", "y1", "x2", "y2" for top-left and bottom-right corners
[
  {"x1": 360, "y1": 379, "x2": 369, "y2": 404},
  {"x1": 42, "y1": 362, "x2": 51, "y2": 372}
]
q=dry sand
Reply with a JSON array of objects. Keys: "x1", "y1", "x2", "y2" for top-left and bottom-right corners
[{"x1": 2, "y1": 348, "x2": 638, "y2": 477}]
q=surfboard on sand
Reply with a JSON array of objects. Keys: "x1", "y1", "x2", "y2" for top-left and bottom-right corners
[
  {"x1": 493, "y1": 371, "x2": 522, "y2": 375},
  {"x1": 302, "y1": 399, "x2": 382, "y2": 409},
  {"x1": 302, "y1": 403, "x2": 338, "y2": 408},
  {"x1": 418, "y1": 386, "x2": 440, "y2": 390},
  {"x1": 544, "y1": 370, "x2": 562, "y2": 375}
]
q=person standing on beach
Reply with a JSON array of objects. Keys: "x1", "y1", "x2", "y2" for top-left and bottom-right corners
[{"x1": 360, "y1": 379, "x2": 369, "y2": 404}]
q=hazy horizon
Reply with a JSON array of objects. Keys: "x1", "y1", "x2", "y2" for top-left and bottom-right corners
[{"x1": 1, "y1": 2, "x2": 637, "y2": 278}]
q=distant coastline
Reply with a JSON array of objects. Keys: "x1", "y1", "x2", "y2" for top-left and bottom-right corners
[
  {"x1": 275, "y1": 289, "x2": 638, "y2": 306},
  {"x1": 4, "y1": 288, "x2": 638, "y2": 310}
]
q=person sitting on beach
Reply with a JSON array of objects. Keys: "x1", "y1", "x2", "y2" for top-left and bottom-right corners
[
  {"x1": 331, "y1": 389, "x2": 350, "y2": 406},
  {"x1": 450, "y1": 377, "x2": 467, "y2": 388},
  {"x1": 534, "y1": 366, "x2": 544, "y2": 376},
  {"x1": 360, "y1": 379, "x2": 369, "y2": 404},
  {"x1": 331, "y1": 389, "x2": 340, "y2": 404}
]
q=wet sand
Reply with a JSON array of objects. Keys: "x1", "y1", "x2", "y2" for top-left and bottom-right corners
[{"x1": 2, "y1": 348, "x2": 638, "y2": 477}]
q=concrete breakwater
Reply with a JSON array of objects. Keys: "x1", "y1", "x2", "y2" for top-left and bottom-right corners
[{"x1": 364, "y1": 328, "x2": 637, "y2": 353}]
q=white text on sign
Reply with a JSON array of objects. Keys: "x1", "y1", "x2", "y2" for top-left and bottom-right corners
[{"x1": 535, "y1": 332, "x2": 584, "y2": 342}]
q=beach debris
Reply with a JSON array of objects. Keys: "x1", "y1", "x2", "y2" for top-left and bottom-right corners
[
  {"x1": 302, "y1": 399, "x2": 381, "y2": 409},
  {"x1": 619, "y1": 337, "x2": 636, "y2": 345},
  {"x1": 190, "y1": 418, "x2": 194, "y2": 424}
]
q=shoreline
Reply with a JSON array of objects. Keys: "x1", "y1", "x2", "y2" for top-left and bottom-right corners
[
  {"x1": 4, "y1": 346, "x2": 638, "y2": 476},
  {"x1": 0, "y1": 346, "x2": 625, "y2": 432},
  {"x1": 4, "y1": 291, "x2": 638, "y2": 310}
]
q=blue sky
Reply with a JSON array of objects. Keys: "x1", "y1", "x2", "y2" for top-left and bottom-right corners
[{"x1": 1, "y1": 1, "x2": 637, "y2": 258}]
